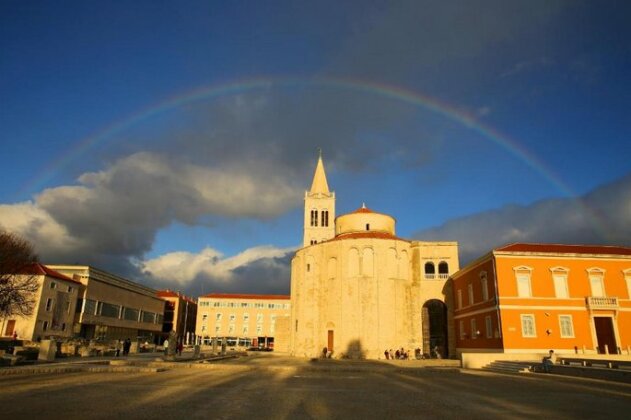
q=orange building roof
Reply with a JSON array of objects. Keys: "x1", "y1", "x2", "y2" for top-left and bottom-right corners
[
  {"x1": 200, "y1": 293, "x2": 290, "y2": 300},
  {"x1": 495, "y1": 243, "x2": 631, "y2": 256}
]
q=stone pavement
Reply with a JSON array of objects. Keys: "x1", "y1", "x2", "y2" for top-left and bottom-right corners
[{"x1": 1, "y1": 353, "x2": 630, "y2": 419}]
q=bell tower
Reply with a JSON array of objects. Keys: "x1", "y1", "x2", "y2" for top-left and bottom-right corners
[{"x1": 303, "y1": 151, "x2": 335, "y2": 247}]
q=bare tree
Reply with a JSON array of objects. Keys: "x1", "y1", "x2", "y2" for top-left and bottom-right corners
[{"x1": 0, "y1": 231, "x2": 40, "y2": 318}]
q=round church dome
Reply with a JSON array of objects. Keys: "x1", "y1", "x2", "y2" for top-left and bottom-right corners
[{"x1": 335, "y1": 204, "x2": 396, "y2": 236}]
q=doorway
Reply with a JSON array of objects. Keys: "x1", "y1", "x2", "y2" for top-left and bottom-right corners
[
  {"x1": 594, "y1": 317, "x2": 617, "y2": 354},
  {"x1": 422, "y1": 300, "x2": 448, "y2": 358},
  {"x1": 4, "y1": 320, "x2": 16, "y2": 337},
  {"x1": 327, "y1": 330, "x2": 334, "y2": 352}
]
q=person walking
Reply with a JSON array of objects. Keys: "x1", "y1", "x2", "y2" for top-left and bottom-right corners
[{"x1": 163, "y1": 338, "x2": 169, "y2": 356}]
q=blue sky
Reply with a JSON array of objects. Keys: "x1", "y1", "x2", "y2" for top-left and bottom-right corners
[{"x1": 2, "y1": 1, "x2": 631, "y2": 296}]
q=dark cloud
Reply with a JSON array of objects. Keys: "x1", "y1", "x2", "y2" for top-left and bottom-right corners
[{"x1": 414, "y1": 173, "x2": 631, "y2": 264}]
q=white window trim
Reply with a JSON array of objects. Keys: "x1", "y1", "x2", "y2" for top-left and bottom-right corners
[
  {"x1": 558, "y1": 314, "x2": 575, "y2": 338},
  {"x1": 520, "y1": 314, "x2": 536, "y2": 338},
  {"x1": 485, "y1": 316, "x2": 492, "y2": 339},
  {"x1": 516, "y1": 273, "x2": 532, "y2": 298},
  {"x1": 480, "y1": 271, "x2": 489, "y2": 302},
  {"x1": 468, "y1": 283, "x2": 474, "y2": 306},
  {"x1": 470, "y1": 318, "x2": 477, "y2": 339},
  {"x1": 553, "y1": 274, "x2": 569, "y2": 299}
]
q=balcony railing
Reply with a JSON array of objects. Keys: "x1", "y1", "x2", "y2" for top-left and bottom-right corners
[
  {"x1": 424, "y1": 273, "x2": 449, "y2": 280},
  {"x1": 585, "y1": 296, "x2": 619, "y2": 309}
]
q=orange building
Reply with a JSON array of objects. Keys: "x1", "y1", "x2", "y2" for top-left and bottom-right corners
[{"x1": 452, "y1": 243, "x2": 631, "y2": 356}]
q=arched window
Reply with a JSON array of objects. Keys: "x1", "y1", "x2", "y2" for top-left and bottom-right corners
[
  {"x1": 438, "y1": 261, "x2": 449, "y2": 278},
  {"x1": 321, "y1": 210, "x2": 329, "y2": 227},
  {"x1": 362, "y1": 248, "x2": 374, "y2": 277},
  {"x1": 399, "y1": 250, "x2": 409, "y2": 279},
  {"x1": 424, "y1": 262, "x2": 435, "y2": 279},
  {"x1": 348, "y1": 248, "x2": 360, "y2": 277},
  {"x1": 387, "y1": 248, "x2": 397, "y2": 278},
  {"x1": 310, "y1": 209, "x2": 318, "y2": 227}
]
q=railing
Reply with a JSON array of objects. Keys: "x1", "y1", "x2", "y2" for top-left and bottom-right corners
[
  {"x1": 424, "y1": 273, "x2": 449, "y2": 280},
  {"x1": 585, "y1": 296, "x2": 619, "y2": 309}
]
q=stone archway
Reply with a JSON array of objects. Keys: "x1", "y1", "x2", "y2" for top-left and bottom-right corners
[{"x1": 422, "y1": 299, "x2": 448, "y2": 358}]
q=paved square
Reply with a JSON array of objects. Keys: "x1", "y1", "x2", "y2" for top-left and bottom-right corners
[{"x1": 1, "y1": 355, "x2": 630, "y2": 419}]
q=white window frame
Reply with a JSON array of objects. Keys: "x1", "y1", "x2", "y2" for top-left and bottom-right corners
[
  {"x1": 587, "y1": 267, "x2": 606, "y2": 297},
  {"x1": 553, "y1": 274, "x2": 569, "y2": 298},
  {"x1": 480, "y1": 272, "x2": 489, "y2": 302},
  {"x1": 468, "y1": 284, "x2": 474, "y2": 306},
  {"x1": 216, "y1": 313, "x2": 222, "y2": 321},
  {"x1": 470, "y1": 318, "x2": 477, "y2": 339},
  {"x1": 520, "y1": 314, "x2": 536, "y2": 338},
  {"x1": 559, "y1": 315, "x2": 574, "y2": 338},
  {"x1": 625, "y1": 271, "x2": 631, "y2": 299},
  {"x1": 485, "y1": 316, "x2": 492, "y2": 339},
  {"x1": 516, "y1": 274, "x2": 532, "y2": 297},
  {"x1": 46, "y1": 298, "x2": 53, "y2": 311}
]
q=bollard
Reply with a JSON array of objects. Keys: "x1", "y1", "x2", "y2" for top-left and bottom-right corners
[
  {"x1": 574, "y1": 346, "x2": 578, "y2": 354},
  {"x1": 582, "y1": 345, "x2": 586, "y2": 354},
  {"x1": 604, "y1": 344, "x2": 609, "y2": 354},
  {"x1": 627, "y1": 345, "x2": 630, "y2": 355}
]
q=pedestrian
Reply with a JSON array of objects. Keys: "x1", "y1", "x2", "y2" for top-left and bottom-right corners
[
  {"x1": 123, "y1": 338, "x2": 131, "y2": 356},
  {"x1": 115, "y1": 340, "x2": 121, "y2": 357},
  {"x1": 542, "y1": 350, "x2": 555, "y2": 373},
  {"x1": 177, "y1": 341, "x2": 183, "y2": 356},
  {"x1": 384, "y1": 349, "x2": 390, "y2": 360},
  {"x1": 395, "y1": 349, "x2": 400, "y2": 359},
  {"x1": 163, "y1": 338, "x2": 169, "y2": 356},
  {"x1": 322, "y1": 347, "x2": 328, "y2": 358}
]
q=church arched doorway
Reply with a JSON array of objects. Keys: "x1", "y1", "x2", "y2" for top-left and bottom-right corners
[{"x1": 422, "y1": 299, "x2": 448, "y2": 358}]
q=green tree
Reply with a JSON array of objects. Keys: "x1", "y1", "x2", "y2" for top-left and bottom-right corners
[{"x1": 0, "y1": 231, "x2": 40, "y2": 317}]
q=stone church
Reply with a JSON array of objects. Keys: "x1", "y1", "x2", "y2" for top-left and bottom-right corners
[{"x1": 282, "y1": 155, "x2": 459, "y2": 359}]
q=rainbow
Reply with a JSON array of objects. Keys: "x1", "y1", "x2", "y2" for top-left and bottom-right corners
[{"x1": 17, "y1": 76, "x2": 612, "y2": 238}]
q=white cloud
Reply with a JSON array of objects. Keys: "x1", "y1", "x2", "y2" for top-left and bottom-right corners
[{"x1": 140, "y1": 244, "x2": 296, "y2": 286}]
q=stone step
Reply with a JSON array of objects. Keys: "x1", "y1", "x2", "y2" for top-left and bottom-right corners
[{"x1": 482, "y1": 360, "x2": 534, "y2": 374}]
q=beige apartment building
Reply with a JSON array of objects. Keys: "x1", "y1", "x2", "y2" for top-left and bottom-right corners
[
  {"x1": 284, "y1": 155, "x2": 459, "y2": 359},
  {"x1": 1, "y1": 263, "x2": 81, "y2": 342},
  {"x1": 49, "y1": 265, "x2": 165, "y2": 343},
  {"x1": 196, "y1": 293, "x2": 290, "y2": 348}
]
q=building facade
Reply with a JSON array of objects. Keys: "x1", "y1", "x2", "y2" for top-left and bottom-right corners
[
  {"x1": 286, "y1": 155, "x2": 459, "y2": 359},
  {"x1": 157, "y1": 290, "x2": 197, "y2": 344},
  {"x1": 0, "y1": 264, "x2": 81, "y2": 342},
  {"x1": 196, "y1": 293, "x2": 291, "y2": 348},
  {"x1": 49, "y1": 265, "x2": 165, "y2": 342},
  {"x1": 452, "y1": 243, "x2": 631, "y2": 355}
]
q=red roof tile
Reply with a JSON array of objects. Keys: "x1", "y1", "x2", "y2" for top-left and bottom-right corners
[
  {"x1": 200, "y1": 293, "x2": 290, "y2": 300},
  {"x1": 352, "y1": 206, "x2": 374, "y2": 214},
  {"x1": 157, "y1": 290, "x2": 196, "y2": 303},
  {"x1": 19, "y1": 263, "x2": 82, "y2": 284},
  {"x1": 330, "y1": 231, "x2": 408, "y2": 242},
  {"x1": 495, "y1": 243, "x2": 631, "y2": 256}
]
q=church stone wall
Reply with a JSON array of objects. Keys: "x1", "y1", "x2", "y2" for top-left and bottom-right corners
[{"x1": 290, "y1": 237, "x2": 423, "y2": 359}]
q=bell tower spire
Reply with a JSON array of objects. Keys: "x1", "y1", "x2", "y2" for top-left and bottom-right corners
[{"x1": 303, "y1": 151, "x2": 336, "y2": 247}]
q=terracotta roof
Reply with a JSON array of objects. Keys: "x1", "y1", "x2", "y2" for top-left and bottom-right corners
[
  {"x1": 157, "y1": 290, "x2": 196, "y2": 303},
  {"x1": 200, "y1": 293, "x2": 290, "y2": 300},
  {"x1": 19, "y1": 263, "x2": 82, "y2": 284},
  {"x1": 352, "y1": 206, "x2": 374, "y2": 214},
  {"x1": 495, "y1": 243, "x2": 631, "y2": 256},
  {"x1": 330, "y1": 231, "x2": 408, "y2": 242}
]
